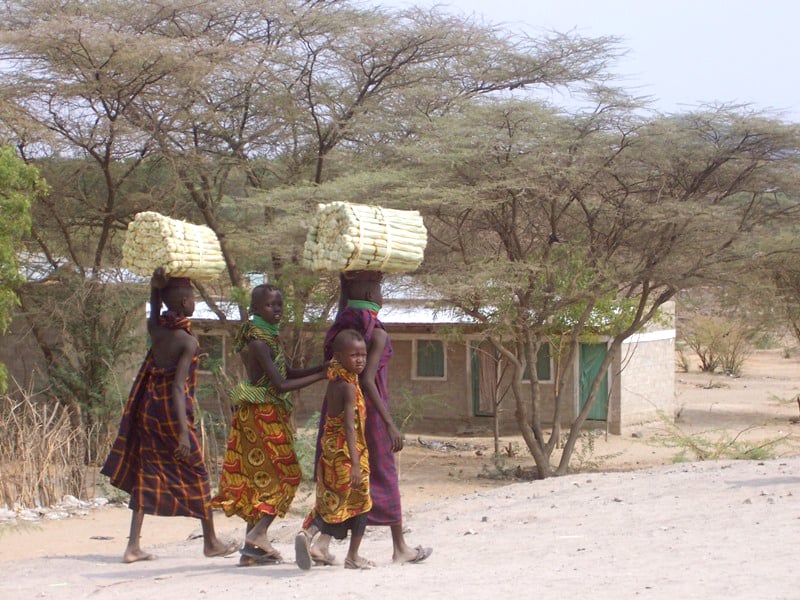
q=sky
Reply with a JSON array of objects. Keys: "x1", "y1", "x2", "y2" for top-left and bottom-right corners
[{"x1": 381, "y1": 0, "x2": 800, "y2": 121}]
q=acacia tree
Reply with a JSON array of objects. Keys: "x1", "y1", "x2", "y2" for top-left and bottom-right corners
[
  {"x1": 120, "y1": 0, "x2": 619, "y2": 354},
  {"x1": 416, "y1": 100, "x2": 800, "y2": 477},
  {"x1": 0, "y1": 1, "x2": 188, "y2": 431},
  {"x1": 294, "y1": 97, "x2": 800, "y2": 477},
  {"x1": 124, "y1": 0, "x2": 616, "y2": 272},
  {"x1": 736, "y1": 228, "x2": 800, "y2": 347},
  {"x1": 0, "y1": 146, "x2": 43, "y2": 393}
]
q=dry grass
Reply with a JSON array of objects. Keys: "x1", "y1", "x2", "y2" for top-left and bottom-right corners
[
  {"x1": 0, "y1": 392, "x2": 108, "y2": 508},
  {"x1": 0, "y1": 383, "x2": 234, "y2": 508}
]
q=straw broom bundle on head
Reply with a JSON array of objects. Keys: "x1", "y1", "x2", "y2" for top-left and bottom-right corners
[
  {"x1": 302, "y1": 201, "x2": 427, "y2": 273},
  {"x1": 122, "y1": 211, "x2": 226, "y2": 281}
]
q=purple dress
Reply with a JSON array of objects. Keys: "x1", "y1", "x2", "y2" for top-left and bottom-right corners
[{"x1": 315, "y1": 306, "x2": 401, "y2": 526}]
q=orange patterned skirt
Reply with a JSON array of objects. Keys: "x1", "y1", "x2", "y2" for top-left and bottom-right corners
[{"x1": 211, "y1": 402, "x2": 300, "y2": 523}]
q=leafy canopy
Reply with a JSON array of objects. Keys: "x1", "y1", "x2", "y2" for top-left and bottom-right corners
[{"x1": 0, "y1": 146, "x2": 44, "y2": 392}]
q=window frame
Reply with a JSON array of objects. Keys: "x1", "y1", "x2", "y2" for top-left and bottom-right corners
[{"x1": 411, "y1": 337, "x2": 447, "y2": 381}]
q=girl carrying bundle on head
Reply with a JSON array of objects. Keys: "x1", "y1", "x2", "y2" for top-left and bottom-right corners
[{"x1": 211, "y1": 284, "x2": 328, "y2": 566}]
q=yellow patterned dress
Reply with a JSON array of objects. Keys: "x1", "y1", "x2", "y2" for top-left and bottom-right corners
[
  {"x1": 303, "y1": 362, "x2": 372, "y2": 537},
  {"x1": 210, "y1": 323, "x2": 300, "y2": 523}
]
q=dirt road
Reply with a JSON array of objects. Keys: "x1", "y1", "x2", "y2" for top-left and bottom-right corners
[{"x1": 2, "y1": 348, "x2": 800, "y2": 599}]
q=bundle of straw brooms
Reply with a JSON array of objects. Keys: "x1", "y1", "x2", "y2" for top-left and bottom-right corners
[
  {"x1": 302, "y1": 202, "x2": 427, "y2": 273},
  {"x1": 122, "y1": 211, "x2": 225, "y2": 281}
]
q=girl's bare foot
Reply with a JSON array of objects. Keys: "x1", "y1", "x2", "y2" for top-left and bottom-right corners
[
  {"x1": 123, "y1": 547, "x2": 156, "y2": 563},
  {"x1": 204, "y1": 538, "x2": 239, "y2": 558},
  {"x1": 245, "y1": 533, "x2": 282, "y2": 559}
]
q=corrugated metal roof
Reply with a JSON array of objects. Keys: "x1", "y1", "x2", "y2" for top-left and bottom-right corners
[
  {"x1": 149, "y1": 301, "x2": 472, "y2": 325},
  {"x1": 379, "y1": 304, "x2": 473, "y2": 324},
  {"x1": 146, "y1": 301, "x2": 240, "y2": 320}
]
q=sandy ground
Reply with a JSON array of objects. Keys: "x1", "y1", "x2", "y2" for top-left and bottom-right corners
[{"x1": 2, "y1": 348, "x2": 800, "y2": 599}]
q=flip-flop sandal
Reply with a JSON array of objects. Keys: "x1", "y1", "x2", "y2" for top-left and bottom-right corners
[
  {"x1": 402, "y1": 546, "x2": 433, "y2": 564},
  {"x1": 240, "y1": 545, "x2": 282, "y2": 560},
  {"x1": 294, "y1": 531, "x2": 312, "y2": 571},
  {"x1": 239, "y1": 546, "x2": 282, "y2": 564},
  {"x1": 238, "y1": 551, "x2": 281, "y2": 567},
  {"x1": 344, "y1": 557, "x2": 375, "y2": 570}
]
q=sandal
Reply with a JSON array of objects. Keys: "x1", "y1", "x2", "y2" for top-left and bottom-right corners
[
  {"x1": 238, "y1": 545, "x2": 282, "y2": 566},
  {"x1": 396, "y1": 546, "x2": 433, "y2": 564},
  {"x1": 205, "y1": 540, "x2": 240, "y2": 558},
  {"x1": 294, "y1": 531, "x2": 312, "y2": 571},
  {"x1": 344, "y1": 556, "x2": 375, "y2": 570}
]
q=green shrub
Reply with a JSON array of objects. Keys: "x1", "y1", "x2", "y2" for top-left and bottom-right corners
[
  {"x1": 391, "y1": 388, "x2": 445, "y2": 432},
  {"x1": 650, "y1": 419, "x2": 787, "y2": 462},
  {"x1": 681, "y1": 315, "x2": 756, "y2": 375}
]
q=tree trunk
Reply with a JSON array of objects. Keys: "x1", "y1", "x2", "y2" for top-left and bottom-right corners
[
  {"x1": 511, "y1": 374, "x2": 551, "y2": 478},
  {"x1": 493, "y1": 408, "x2": 500, "y2": 456}
]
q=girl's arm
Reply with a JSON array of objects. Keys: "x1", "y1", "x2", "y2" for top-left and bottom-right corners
[
  {"x1": 147, "y1": 268, "x2": 168, "y2": 335},
  {"x1": 360, "y1": 327, "x2": 404, "y2": 452},
  {"x1": 286, "y1": 360, "x2": 329, "y2": 379},
  {"x1": 342, "y1": 384, "x2": 361, "y2": 487},
  {"x1": 337, "y1": 272, "x2": 349, "y2": 314},
  {"x1": 250, "y1": 340, "x2": 326, "y2": 392},
  {"x1": 170, "y1": 333, "x2": 198, "y2": 462}
]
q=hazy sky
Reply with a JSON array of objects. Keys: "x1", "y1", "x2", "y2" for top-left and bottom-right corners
[{"x1": 382, "y1": 0, "x2": 800, "y2": 121}]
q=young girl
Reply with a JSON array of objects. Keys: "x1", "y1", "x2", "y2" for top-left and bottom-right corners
[
  {"x1": 102, "y1": 268, "x2": 237, "y2": 563},
  {"x1": 211, "y1": 284, "x2": 327, "y2": 566},
  {"x1": 295, "y1": 328, "x2": 374, "y2": 570},
  {"x1": 309, "y1": 271, "x2": 432, "y2": 565}
]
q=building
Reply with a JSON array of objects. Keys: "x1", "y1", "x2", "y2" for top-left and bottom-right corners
[{"x1": 192, "y1": 284, "x2": 676, "y2": 436}]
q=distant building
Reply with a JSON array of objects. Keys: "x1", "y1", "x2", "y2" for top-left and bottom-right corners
[{"x1": 190, "y1": 282, "x2": 676, "y2": 436}]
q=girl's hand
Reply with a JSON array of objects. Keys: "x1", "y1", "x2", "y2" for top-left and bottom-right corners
[
  {"x1": 151, "y1": 267, "x2": 168, "y2": 290},
  {"x1": 349, "y1": 463, "x2": 362, "y2": 487},
  {"x1": 388, "y1": 423, "x2": 405, "y2": 452},
  {"x1": 175, "y1": 430, "x2": 191, "y2": 462}
]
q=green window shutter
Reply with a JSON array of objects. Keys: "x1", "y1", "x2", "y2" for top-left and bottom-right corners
[
  {"x1": 522, "y1": 343, "x2": 551, "y2": 381},
  {"x1": 536, "y1": 343, "x2": 551, "y2": 380},
  {"x1": 417, "y1": 339, "x2": 445, "y2": 378}
]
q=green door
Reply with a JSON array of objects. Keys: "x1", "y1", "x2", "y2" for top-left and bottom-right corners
[{"x1": 579, "y1": 343, "x2": 609, "y2": 421}]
